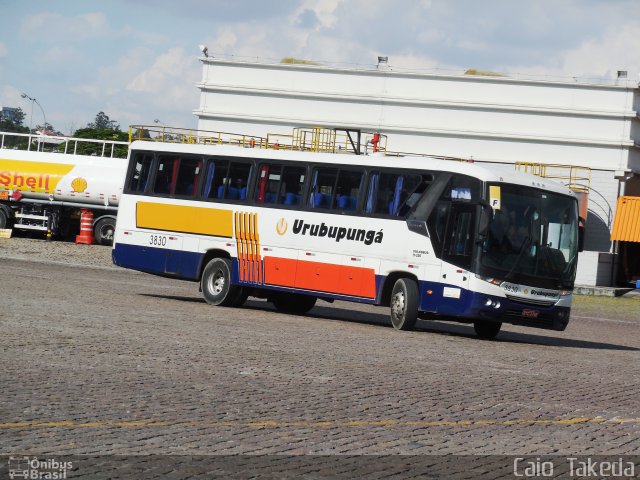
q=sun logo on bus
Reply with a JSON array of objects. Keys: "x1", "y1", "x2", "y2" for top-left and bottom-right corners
[
  {"x1": 276, "y1": 218, "x2": 288, "y2": 236},
  {"x1": 71, "y1": 177, "x2": 88, "y2": 193}
]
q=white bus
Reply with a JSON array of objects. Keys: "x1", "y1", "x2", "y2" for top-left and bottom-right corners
[{"x1": 112, "y1": 128, "x2": 581, "y2": 339}]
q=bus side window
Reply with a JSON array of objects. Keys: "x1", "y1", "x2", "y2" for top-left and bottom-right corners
[
  {"x1": 309, "y1": 168, "x2": 338, "y2": 209},
  {"x1": 203, "y1": 159, "x2": 229, "y2": 200},
  {"x1": 281, "y1": 166, "x2": 305, "y2": 206},
  {"x1": 332, "y1": 169, "x2": 363, "y2": 211},
  {"x1": 255, "y1": 163, "x2": 281, "y2": 204},
  {"x1": 368, "y1": 172, "x2": 425, "y2": 216},
  {"x1": 256, "y1": 163, "x2": 306, "y2": 205},
  {"x1": 128, "y1": 153, "x2": 153, "y2": 193},
  {"x1": 153, "y1": 156, "x2": 177, "y2": 195},
  {"x1": 225, "y1": 162, "x2": 252, "y2": 201},
  {"x1": 174, "y1": 157, "x2": 201, "y2": 197}
]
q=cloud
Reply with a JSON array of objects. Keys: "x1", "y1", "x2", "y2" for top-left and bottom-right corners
[
  {"x1": 0, "y1": 42, "x2": 7, "y2": 57},
  {"x1": 496, "y1": 21, "x2": 640, "y2": 82},
  {"x1": 125, "y1": 47, "x2": 201, "y2": 121},
  {"x1": 21, "y1": 12, "x2": 108, "y2": 40}
]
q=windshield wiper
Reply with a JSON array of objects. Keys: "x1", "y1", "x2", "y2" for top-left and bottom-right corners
[{"x1": 504, "y1": 235, "x2": 532, "y2": 282}]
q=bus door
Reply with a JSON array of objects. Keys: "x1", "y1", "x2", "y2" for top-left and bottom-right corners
[{"x1": 439, "y1": 203, "x2": 475, "y2": 299}]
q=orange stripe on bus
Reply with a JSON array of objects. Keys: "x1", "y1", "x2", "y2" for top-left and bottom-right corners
[{"x1": 263, "y1": 257, "x2": 376, "y2": 298}]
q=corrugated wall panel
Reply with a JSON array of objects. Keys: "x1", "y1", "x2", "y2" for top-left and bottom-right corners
[{"x1": 611, "y1": 196, "x2": 640, "y2": 242}]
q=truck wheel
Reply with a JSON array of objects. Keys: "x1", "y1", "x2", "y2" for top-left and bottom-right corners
[
  {"x1": 201, "y1": 258, "x2": 244, "y2": 307},
  {"x1": 94, "y1": 217, "x2": 116, "y2": 246},
  {"x1": 0, "y1": 209, "x2": 8, "y2": 229},
  {"x1": 272, "y1": 293, "x2": 316, "y2": 314},
  {"x1": 474, "y1": 320, "x2": 502, "y2": 340},
  {"x1": 390, "y1": 278, "x2": 419, "y2": 330}
]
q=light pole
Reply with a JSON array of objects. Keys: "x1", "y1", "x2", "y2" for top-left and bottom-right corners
[{"x1": 21, "y1": 93, "x2": 47, "y2": 132}]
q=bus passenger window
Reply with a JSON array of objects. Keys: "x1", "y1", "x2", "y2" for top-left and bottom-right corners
[
  {"x1": 174, "y1": 157, "x2": 201, "y2": 197},
  {"x1": 226, "y1": 162, "x2": 252, "y2": 201},
  {"x1": 254, "y1": 163, "x2": 306, "y2": 206},
  {"x1": 203, "y1": 159, "x2": 228, "y2": 199},
  {"x1": 128, "y1": 153, "x2": 153, "y2": 193},
  {"x1": 153, "y1": 157, "x2": 176, "y2": 195},
  {"x1": 281, "y1": 166, "x2": 305, "y2": 206},
  {"x1": 332, "y1": 169, "x2": 363, "y2": 211},
  {"x1": 309, "y1": 168, "x2": 337, "y2": 209},
  {"x1": 367, "y1": 172, "x2": 425, "y2": 216},
  {"x1": 309, "y1": 167, "x2": 363, "y2": 211}
]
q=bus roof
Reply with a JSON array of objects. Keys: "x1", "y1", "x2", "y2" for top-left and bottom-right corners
[{"x1": 129, "y1": 139, "x2": 575, "y2": 197}]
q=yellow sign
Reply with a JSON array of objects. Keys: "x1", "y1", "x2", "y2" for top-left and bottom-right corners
[
  {"x1": 0, "y1": 159, "x2": 74, "y2": 193},
  {"x1": 489, "y1": 185, "x2": 501, "y2": 210},
  {"x1": 136, "y1": 201, "x2": 233, "y2": 238}
]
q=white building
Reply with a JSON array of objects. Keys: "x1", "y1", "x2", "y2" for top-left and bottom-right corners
[{"x1": 194, "y1": 57, "x2": 640, "y2": 287}]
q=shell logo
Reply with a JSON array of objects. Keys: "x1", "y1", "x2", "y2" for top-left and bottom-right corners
[
  {"x1": 276, "y1": 217, "x2": 288, "y2": 236},
  {"x1": 71, "y1": 177, "x2": 88, "y2": 193}
]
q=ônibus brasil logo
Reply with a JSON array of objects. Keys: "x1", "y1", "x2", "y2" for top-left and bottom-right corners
[{"x1": 275, "y1": 218, "x2": 383, "y2": 246}]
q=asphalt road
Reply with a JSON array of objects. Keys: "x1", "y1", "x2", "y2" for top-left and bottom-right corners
[{"x1": 1, "y1": 247, "x2": 639, "y2": 477}]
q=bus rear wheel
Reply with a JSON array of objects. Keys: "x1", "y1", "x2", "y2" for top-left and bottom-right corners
[
  {"x1": 474, "y1": 320, "x2": 502, "y2": 340},
  {"x1": 390, "y1": 278, "x2": 418, "y2": 330},
  {"x1": 201, "y1": 258, "x2": 244, "y2": 307},
  {"x1": 272, "y1": 293, "x2": 316, "y2": 314}
]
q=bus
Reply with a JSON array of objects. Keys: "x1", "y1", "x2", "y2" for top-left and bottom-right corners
[{"x1": 112, "y1": 127, "x2": 581, "y2": 339}]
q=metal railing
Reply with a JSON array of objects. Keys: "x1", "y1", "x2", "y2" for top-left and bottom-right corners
[
  {"x1": 129, "y1": 125, "x2": 388, "y2": 155},
  {"x1": 0, "y1": 130, "x2": 129, "y2": 158},
  {"x1": 515, "y1": 162, "x2": 591, "y2": 193}
]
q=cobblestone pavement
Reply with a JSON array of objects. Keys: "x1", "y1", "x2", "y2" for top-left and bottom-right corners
[{"x1": 1, "y1": 240, "x2": 639, "y2": 476}]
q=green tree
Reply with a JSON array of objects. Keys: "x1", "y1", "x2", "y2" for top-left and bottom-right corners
[
  {"x1": 0, "y1": 108, "x2": 29, "y2": 149},
  {"x1": 87, "y1": 111, "x2": 120, "y2": 130},
  {"x1": 72, "y1": 127, "x2": 129, "y2": 158}
]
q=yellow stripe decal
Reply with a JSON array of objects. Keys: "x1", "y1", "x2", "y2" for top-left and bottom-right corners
[{"x1": 136, "y1": 202, "x2": 233, "y2": 238}]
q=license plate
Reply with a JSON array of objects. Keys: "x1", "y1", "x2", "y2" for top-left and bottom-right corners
[
  {"x1": 0, "y1": 191, "x2": 8, "y2": 201},
  {"x1": 522, "y1": 309, "x2": 540, "y2": 319}
]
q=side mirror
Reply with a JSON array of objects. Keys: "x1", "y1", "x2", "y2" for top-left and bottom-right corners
[{"x1": 578, "y1": 217, "x2": 586, "y2": 252}]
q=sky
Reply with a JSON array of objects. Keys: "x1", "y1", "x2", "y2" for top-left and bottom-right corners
[{"x1": 1, "y1": 0, "x2": 639, "y2": 135}]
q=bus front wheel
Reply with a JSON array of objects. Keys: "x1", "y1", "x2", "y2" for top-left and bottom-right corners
[
  {"x1": 473, "y1": 320, "x2": 502, "y2": 340},
  {"x1": 390, "y1": 278, "x2": 418, "y2": 331},
  {"x1": 201, "y1": 258, "x2": 244, "y2": 307}
]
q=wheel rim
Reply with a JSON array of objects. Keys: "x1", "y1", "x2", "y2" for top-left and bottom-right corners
[
  {"x1": 209, "y1": 268, "x2": 225, "y2": 295},
  {"x1": 99, "y1": 225, "x2": 114, "y2": 241},
  {"x1": 391, "y1": 290, "x2": 405, "y2": 321}
]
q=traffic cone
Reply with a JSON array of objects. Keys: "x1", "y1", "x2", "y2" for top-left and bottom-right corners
[{"x1": 75, "y1": 209, "x2": 95, "y2": 245}]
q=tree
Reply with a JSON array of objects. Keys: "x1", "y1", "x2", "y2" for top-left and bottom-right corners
[
  {"x1": 87, "y1": 111, "x2": 120, "y2": 131},
  {"x1": 34, "y1": 122, "x2": 63, "y2": 135},
  {"x1": 0, "y1": 108, "x2": 29, "y2": 148},
  {"x1": 72, "y1": 127, "x2": 129, "y2": 158}
]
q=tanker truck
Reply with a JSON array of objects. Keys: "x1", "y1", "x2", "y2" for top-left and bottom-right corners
[{"x1": 0, "y1": 130, "x2": 128, "y2": 245}]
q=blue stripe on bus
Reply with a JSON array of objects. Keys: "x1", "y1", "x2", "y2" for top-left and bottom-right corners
[{"x1": 112, "y1": 243, "x2": 201, "y2": 280}]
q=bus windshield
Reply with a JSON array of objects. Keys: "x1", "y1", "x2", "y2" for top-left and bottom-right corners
[{"x1": 479, "y1": 184, "x2": 579, "y2": 290}]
